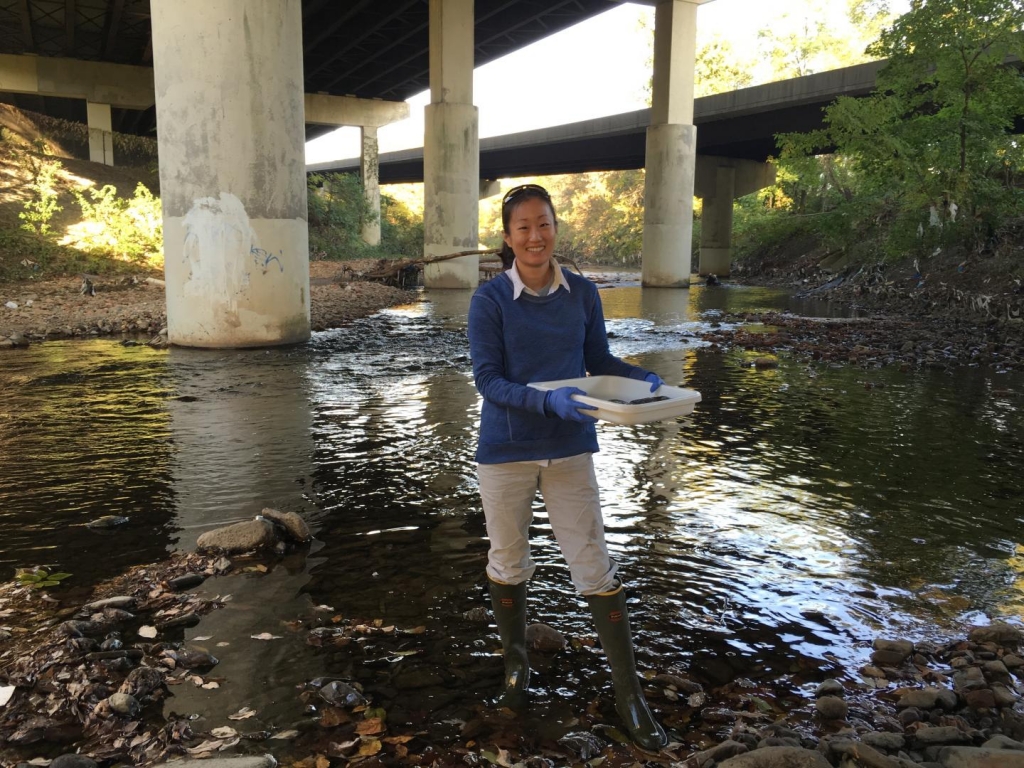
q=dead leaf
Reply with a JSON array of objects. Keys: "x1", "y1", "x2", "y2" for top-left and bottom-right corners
[
  {"x1": 193, "y1": 635, "x2": 213, "y2": 641},
  {"x1": 319, "y1": 708, "x2": 351, "y2": 727},
  {"x1": 315, "y1": 756, "x2": 330, "y2": 768},
  {"x1": 251, "y1": 633, "x2": 282, "y2": 641},
  {"x1": 201, "y1": 681, "x2": 220, "y2": 690},
  {"x1": 384, "y1": 735, "x2": 415, "y2": 744},
  {"x1": 403, "y1": 625, "x2": 426, "y2": 635},
  {"x1": 271, "y1": 729, "x2": 300, "y2": 740},
  {"x1": 187, "y1": 739, "x2": 224, "y2": 754},
  {"x1": 356, "y1": 718, "x2": 384, "y2": 735},
  {"x1": 328, "y1": 739, "x2": 360, "y2": 757},
  {"x1": 228, "y1": 707, "x2": 257, "y2": 720},
  {"x1": 314, "y1": 604, "x2": 335, "y2": 612},
  {"x1": 138, "y1": 626, "x2": 158, "y2": 639},
  {"x1": 0, "y1": 685, "x2": 15, "y2": 708},
  {"x1": 357, "y1": 738, "x2": 382, "y2": 756},
  {"x1": 211, "y1": 726, "x2": 237, "y2": 738}
]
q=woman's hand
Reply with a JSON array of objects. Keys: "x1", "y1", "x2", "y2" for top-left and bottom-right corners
[
  {"x1": 544, "y1": 387, "x2": 598, "y2": 423},
  {"x1": 643, "y1": 372, "x2": 664, "y2": 393}
]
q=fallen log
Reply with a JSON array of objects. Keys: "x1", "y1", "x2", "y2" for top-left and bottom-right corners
[{"x1": 359, "y1": 248, "x2": 583, "y2": 286}]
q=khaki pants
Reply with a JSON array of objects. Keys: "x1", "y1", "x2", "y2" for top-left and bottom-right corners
[{"x1": 477, "y1": 453, "x2": 619, "y2": 595}]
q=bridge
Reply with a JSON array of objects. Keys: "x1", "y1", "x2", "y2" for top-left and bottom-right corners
[{"x1": 0, "y1": 0, "x2": 751, "y2": 347}]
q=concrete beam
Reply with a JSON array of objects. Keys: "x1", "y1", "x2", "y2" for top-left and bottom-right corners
[
  {"x1": 86, "y1": 101, "x2": 113, "y2": 165},
  {"x1": 695, "y1": 155, "x2": 775, "y2": 199},
  {"x1": 0, "y1": 53, "x2": 154, "y2": 109},
  {"x1": 304, "y1": 93, "x2": 409, "y2": 128}
]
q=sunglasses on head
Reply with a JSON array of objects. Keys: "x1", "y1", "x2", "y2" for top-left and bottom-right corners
[{"x1": 502, "y1": 183, "x2": 551, "y2": 208}]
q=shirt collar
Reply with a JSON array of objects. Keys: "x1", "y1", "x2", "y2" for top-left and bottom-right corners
[{"x1": 508, "y1": 257, "x2": 570, "y2": 300}]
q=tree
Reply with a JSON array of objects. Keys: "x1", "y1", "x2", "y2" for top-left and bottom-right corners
[
  {"x1": 782, "y1": 0, "x2": 1024, "y2": 254},
  {"x1": 695, "y1": 37, "x2": 754, "y2": 96}
]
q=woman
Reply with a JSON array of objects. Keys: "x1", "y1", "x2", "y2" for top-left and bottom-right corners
[{"x1": 467, "y1": 183, "x2": 669, "y2": 751}]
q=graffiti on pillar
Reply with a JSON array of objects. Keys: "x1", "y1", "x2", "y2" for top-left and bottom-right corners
[
  {"x1": 251, "y1": 247, "x2": 284, "y2": 274},
  {"x1": 181, "y1": 193, "x2": 283, "y2": 305}
]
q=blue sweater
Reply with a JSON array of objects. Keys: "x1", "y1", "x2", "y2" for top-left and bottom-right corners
[{"x1": 468, "y1": 268, "x2": 648, "y2": 464}]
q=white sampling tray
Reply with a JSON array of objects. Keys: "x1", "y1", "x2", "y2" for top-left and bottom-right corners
[{"x1": 529, "y1": 375, "x2": 701, "y2": 425}]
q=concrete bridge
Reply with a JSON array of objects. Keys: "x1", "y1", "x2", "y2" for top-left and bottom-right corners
[{"x1": 1, "y1": 0, "x2": 735, "y2": 347}]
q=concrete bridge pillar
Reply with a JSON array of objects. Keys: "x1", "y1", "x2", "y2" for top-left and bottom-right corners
[
  {"x1": 361, "y1": 126, "x2": 381, "y2": 246},
  {"x1": 86, "y1": 102, "x2": 114, "y2": 165},
  {"x1": 700, "y1": 165, "x2": 735, "y2": 276},
  {"x1": 151, "y1": 0, "x2": 310, "y2": 348},
  {"x1": 423, "y1": 0, "x2": 480, "y2": 289},
  {"x1": 642, "y1": 0, "x2": 700, "y2": 288}
]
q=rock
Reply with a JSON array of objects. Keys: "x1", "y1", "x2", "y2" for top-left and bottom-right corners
[
  {"x1": 718, "y1": 746, "x2": 831, "y2": 767},
  {"x1": 652, "y1": 673, "x2": 703, "y2": 694},
  {"x1": 954, "y1": 667, "x2": 987, "y2": 692},
  {"x1": 106, "y1": 692, "x2": 140, "y2": 717},
  {"x1": 692, "y1": 740, "x2": 749, "y2": 766},
  {"x1": 982, "y1": 660, "x2": 1010, "y2": 679},
  {"x1": 990, "y1": 683, "x2": 1018, "y2": 707},
  {"x1": 463, "y1": 606, "x2": 490, "y2": 622},
  {"x1": 1002, "y1": 654, "x2": 1024, "y2": 669},
  {"x1": 874, "y1": 638, "x2": 915, "y2": 656},
  {"x1": 260, "y1": 508, "x2": 311, "y2": 543},
  {"x1": 318, "y1": 680, "x2": 367, "y2": 707},
  {"x1": 872, "y1": 648, "x2": 911, "y2": 666},
  {"x1": 815, "y1": 696, "x2": 848, "y2": 721},
  {"x1": 196, "y1": 519, "x2": 278, "y2": 553},
  {"x1": 526, "y1": 623, "x2": 565, "y2": 652},
  {"x1": 937, "y1": 746, "x2": 1024, "y2": 767},
  {"x1": 160, "y1": 757, "x2": 277, "y2": 768},
  {"x1": 167, "y1": 573, "x2": 206, "y2": 591},
  {"x1": 842, "y1": 742, "x2": 902, "y2": 768},
  {"x1": 119, "y1": 666, "x2": 165, "y2": 699},
  {"x1": 557, "y1": 731, "x2": 605, "y2": 761},
  {"x1": 49, "y1": 756, "x2": 98, "y2": 768},
  {"x1": 81, "y1": 596, "x2": 136, "y2": 612},
  {"x1": 964, "y1": 688, "x2": 996, "y2": 710},
  {"x1": 913, "y1": 726, "x2": 972, "y2": 746},
  {"x1": 981, "y1": 734, "x2": 1024, "y2": 750},
  {"x1": 969, "y1": 622, "x2": 1021, "y2": 646},
  {"x1": 862, "y1": 732, "x2": 906, "y2": 751},
  {"x1": 898, "y1": 687, "x2": 942, "y2": 709},
  {"x1": 815, "y1": 679, "x2": 844, "y2": 697}
]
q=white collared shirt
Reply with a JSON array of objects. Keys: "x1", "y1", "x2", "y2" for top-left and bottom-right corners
[{"x1": 508, "y1": 257, "x2": 571, "y2": 300}]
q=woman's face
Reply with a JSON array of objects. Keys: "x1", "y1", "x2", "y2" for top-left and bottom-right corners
[{"x1": 503, "y1": 196, "x2": 557, "y2": 270}]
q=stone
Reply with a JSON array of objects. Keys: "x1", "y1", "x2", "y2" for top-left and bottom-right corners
[
  {"x1": 982, "y1": 660, "x2": 1010, "y2": 679},
  {"x1": 119, "y1": 666, "x2": 164, "y2": 699},
  {"x1": 980, "y1": 734, "x2": 1024, "y2": 750},
  {"x1": 526, "y1": 623, "x2": 566, "y2": 652},
  {"x1": 160, "y1": 757, "x2": 277, "y2": 768},
  {"x1": 862, "y1": 732, "x2": 906, "y2": 751},
  {"x1": 964, "y1": 689, "x2": 996, "y2": 710},
  {"x1": 954, "y1": 667, "x2": 987, "y2": 692},
  {"x1": 937, "y1": 746, "x2": 1024, "y2": 767},
  {"x1": 692, "y1": 739, "x2": 749, "y2": 766},
  {"x1": 874, "y1": 639, "x2": 915, "y2": 656},
  {"x1": 913, "y1": 726, "x2": 972, "y2": 746},
  {"x1": 50, "y1": 756, "x2": 98, "y2": 768},
  {"x1": 873, "y1": 648, "x2": 911, "y2": 667},
  {"x1": 260, "y1": 508, "x2": 311, "y2": 543},
  {"x1": 898, "y1": 687, "x2": 942, "y2": 709},
  {"x1": 815, "y1": 695, "x2": 848, "y2": 721},
  {"x1": 718, "y1": 746, "x2": 831, "y2": 767},
  {"x1": 196, "y1": 519, "x2": 277, "y2": 553},
  {"x1": 842, "y1": 742, "x2": 902, "y2": 768},
  {"x1": 652, "y1": 673, "x2": 703, "y2": 694},
  {"x1": 862, "y1": 664, "x2": 888, "y2": 679},
  {"x1": 816, "y1": 679, "x2": 844, "y2": 697},
  {"x1": 81, "y1": 596, "x2": 136, "y2": 612},
  {"x1": 106, "y1": 692, "x2": 140, "y2": 717},
  {"x1": 990, "y1": 683, "x2": 1018, "y2": 707},
  {"x1": 168, "y1": 573, "x2": 206, "y2": 591},
  {"x1": 1002, "y1": 654, "x2": 1024, "y2": 669},
  {"x1": 969, "y1": 623, "x2": 1021, "y2": 647},
  {"x1": 898, "y1": 707, "x2": 923, "y2": 727},
  {"x1": 937, "y1": 688, "x2": 960, "y2": 710}
]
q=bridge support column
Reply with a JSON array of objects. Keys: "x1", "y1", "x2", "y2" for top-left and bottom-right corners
[
  {"x1": 423, "y1": 0, "x2": 480, "y2": 289},
  {"x1": 151, "y1": 0, "x2": 310, "y2": 348},
  {"x1": 700, "y1": 166, "x2": 735, "y2": 277},
  {"x1": 86, "y1": 102, "x2": 114, "y2": 165},
  {"x1": 642, "y1": 0, "x2": 699, "y2": 288},
  {"x1": 361, "y1": 126, "x2": 381, "y2": 246}
]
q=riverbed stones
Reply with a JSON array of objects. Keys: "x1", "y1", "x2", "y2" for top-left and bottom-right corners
[
  {"x1": 105, "y1": 692, "x2": 140, "y2": 717},
  {"x1": 815, "y1": 695, "x2": 848, "y2": 721},
  {"x1": 196, "y1": 519, "x2": 277, "y2": 554},
  {"x1": 49, "y1": 755, "x2": 98, "y2": 768},
  {"x1": 969, "y1": 622, "x2": 1021, "y2": 646},
  {"x1": 718, "y1": 746, "x2": 831, "y2": 767},
  {"x1": 938, "y1": 746, "x2": 1024, "y2": 767},
  {"x1": 260, "y1": 507, "x2": 311, "y2": 543},
  {"x1": 118, "y1": 665, "x2": 164, "y2": 699},
  {"x1": 159, "y1": 757, "x2": 277, "y2": 768},
  {"x1": 815, "y1": 679, "x2": 844, "y2": 697},
  {"x1": 81, "y1": 595, "x2": 136, "y2": 612},
  {"x1": 526, "y1": 623, "x2": 565, "y2": 652}
]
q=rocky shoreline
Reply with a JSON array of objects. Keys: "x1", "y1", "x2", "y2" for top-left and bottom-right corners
[
  {"x1": 3, "y1": 514, "x2": 1024, "y2": 768},
  {"x1": 0, "y1": 261, "x2": 413, "y2": 349}
]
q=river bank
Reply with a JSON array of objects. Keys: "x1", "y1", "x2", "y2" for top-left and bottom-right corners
[{"x1": 0, "y1": 261, "x2": 412, "y2": 348}]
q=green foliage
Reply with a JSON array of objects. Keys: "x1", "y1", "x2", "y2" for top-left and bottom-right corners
[
  {"x1": 70, "y1": 183, "x2": 163, "y2": 264},
  {"x1": 15, "y1": 568, "x2": 72, "y2": 589},
  {"x1": 773, "y1": 0, "x2": 1024, "y2": 260},
  {"x1": 695, "y1": 37, "x2": 754, "y2": 96},
  {"x1": 18, "y1": 158, "x2": 64, "y2": 236},
  {"x1": 380, "y1": 193, "x2": 423, "y2": 257}
]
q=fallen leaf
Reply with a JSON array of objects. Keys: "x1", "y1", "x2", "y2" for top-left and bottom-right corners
[
  {"x1": 357, "y1": 738, "x2": 382, "y2": 756},
  {"x1": 384, "y1": 735, "x2": 415, "y2": 744},
  {"x1": 356, "y1": 717, "x2": 384, "y2": 735},
  {"x1": 187, "y1": 739, "x2": 224, "y2": 754},
  {"x1": 403, "y1": 625, "x2": 426, "y2": 635},
  {"x1": 319, "y1": 708, "x2": 350, "y2": 727},
  {"x1": 316, "y1": 756, "x2": 330, "y2": 768},
  {"x1": 0, "y1": 685, "x2": 15, "y2": 708},
  {"x1": 216, "y1": 642, "x2": 230, "y2": 647},
  {"x1": 201, "y1": 681, "x2": 220, "y2": 689},
  {"x1": 193, "y1": 635, "x2": 213, "y2": 641},
  {"x1": 314, "y1": 604, "x2": 335, "y2": 612},
  {"x1": 251, "y1": 633, "x2": 282, "y2": 641},
  {"x1": 228, "y1": 707, "x2": 257, "y2": 720},
  {"x1": 138, "y1": 626, "x2": 158, "y2": 639},
  {"x1": 271, "y1": 729, "x2": 300, "y2": 740},
  {"x1": 211, "y1": 726, "x2": 237, "y2": 738}
]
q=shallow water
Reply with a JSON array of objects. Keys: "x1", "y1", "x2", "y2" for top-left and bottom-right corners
[{"x1": 1, "y1": 281, "x2": 1022, "y2": 749}]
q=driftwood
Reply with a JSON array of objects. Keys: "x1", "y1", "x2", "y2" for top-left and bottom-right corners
[{"x1": 359, "y1": 248, "x2": 584, "y2": 287}]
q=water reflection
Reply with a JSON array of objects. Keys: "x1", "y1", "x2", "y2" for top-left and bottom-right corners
[{"x1": 1, "y1": 281, "x2": 1023, "y2": 741}]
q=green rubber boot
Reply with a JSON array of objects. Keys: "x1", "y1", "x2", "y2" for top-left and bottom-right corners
[
  {"x1": 489, "y1": 578, "x2": 530, "y2": 709},
  {"x1": 586, "y1": 586, "x2": 668, "y2": 751}
]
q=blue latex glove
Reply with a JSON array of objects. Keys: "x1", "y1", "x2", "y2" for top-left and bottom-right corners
[
  {"x1": 544, "y1": 387, "x2": 598, "y2": 423},
  {"x1": 644, "y1": 371, "x2": 664, "y2": 393}
]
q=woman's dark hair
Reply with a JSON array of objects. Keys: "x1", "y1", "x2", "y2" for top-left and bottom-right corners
[{"x1": 498, "y1": 184, "x2": 557, "y2": 270}]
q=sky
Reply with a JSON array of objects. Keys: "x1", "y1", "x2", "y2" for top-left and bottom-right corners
[{"x1": 304, "y1": 0, "x2": 909, "y2": 166}]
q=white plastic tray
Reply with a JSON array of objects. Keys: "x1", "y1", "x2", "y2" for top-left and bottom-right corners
[{"x1": 528, "y1": 375, "x2": 701, "y2": 425}]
